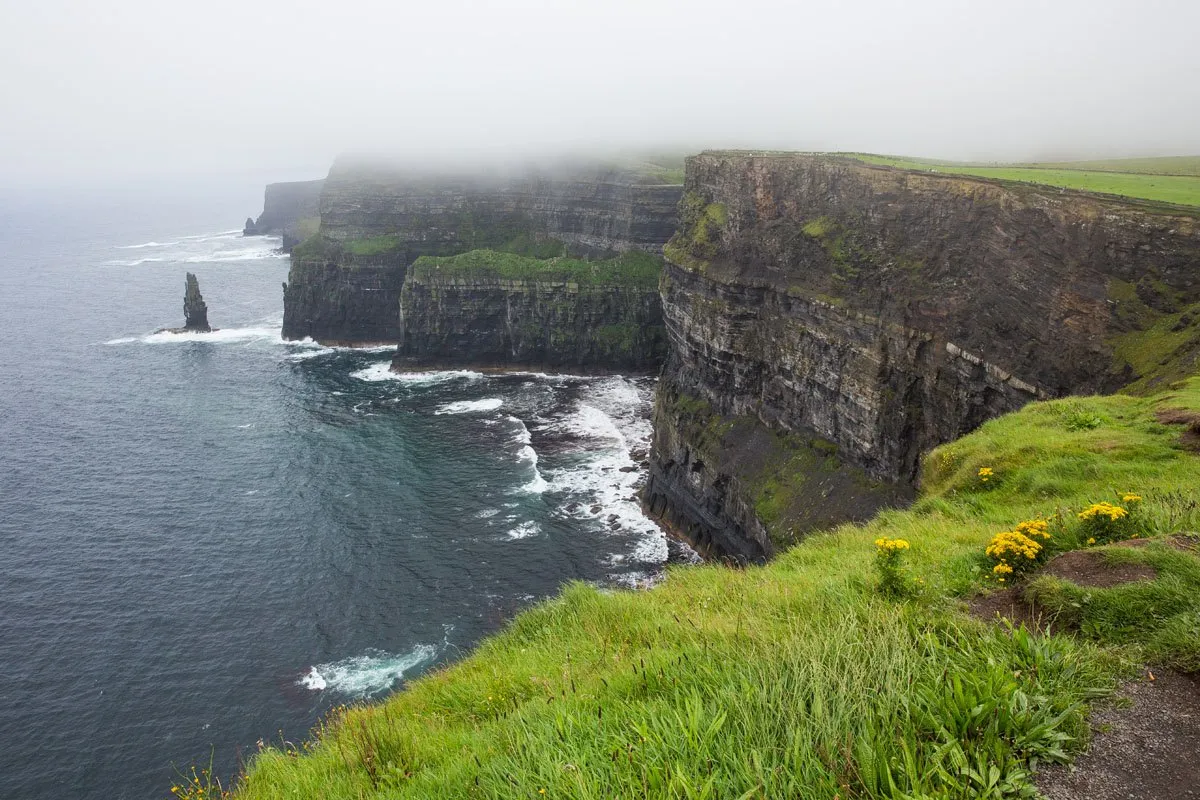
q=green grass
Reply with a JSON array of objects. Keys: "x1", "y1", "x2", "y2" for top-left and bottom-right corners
[
  {"x1": 1011, "y1": 156, "x2": 1200, "y2": 177},
  {"x1": 345, "y1": 234, "x2": 406, "y2": 257},
  {"x1": 217, "y1": 378, "x2": 1200, "y2": 800},
  {"x1": 1026, "y1": 541, "x2": 1200, "y2": 671},
  {"x1": 847, "y1": 154, "x2": 1200, "y2": 208},
  {"x1": 408, "y1": 249, "x2": 663, "y2": 288}
]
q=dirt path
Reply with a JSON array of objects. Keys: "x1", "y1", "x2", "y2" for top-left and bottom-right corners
[{"x1": 1037, "y1": 669, "x2": 1200, "y2": 799}]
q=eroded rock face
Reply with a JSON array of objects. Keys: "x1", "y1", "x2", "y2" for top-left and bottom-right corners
[
  {"x1": 393, "y1": 273, "x2": 666, "y2": 374},
  {"x1": 183, "y1": 272, "x2": 210, "y2": 332},
  {"x1": 281, "y1": 161, "x2": 682, "y2": 344},
  {"x1": 648, "y1": 152, "x2": 1200, "y2": 558},
  {"x1": 243, "y1": 179, "x2": 324, "y2": 243}
]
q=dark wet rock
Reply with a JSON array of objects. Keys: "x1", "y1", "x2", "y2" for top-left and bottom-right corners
[
  {"x1": 618, "y1": 465, "x2": 638, "y2": 473},
  {"x1": 589, "y1": 505, "x2": 603, "y2": 514}
]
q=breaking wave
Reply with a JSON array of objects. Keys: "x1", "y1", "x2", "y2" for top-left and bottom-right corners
[
  {"x1": 297, "y1": 644, "x2": 439, "y2": 698},
  {"x1": 436, "y1": 398, "x2": 503, "y2": 415}
]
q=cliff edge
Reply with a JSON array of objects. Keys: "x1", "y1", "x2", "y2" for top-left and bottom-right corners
[{"x1": 647, "y1": 152, "x2": 1200, "y2": 559}]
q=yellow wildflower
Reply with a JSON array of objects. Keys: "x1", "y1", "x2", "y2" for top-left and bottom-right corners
[
  {"x1": 1078, "y1": 502, "x2": 1127, "y2": 522},
  {"x1": 1087, "y1": 537, "x2": 1096, "y2": 545},
  {"x1": 875, "y1": 537, "x2": 910, "y2": 551},
  {"x1": 978, "y1": 466, "x2": 994, "y2": 482},
  {"x1": 985, "y1": 530, "x2": 1042, "y2": 561},
  {"x1": 1014, "y1": 519, "x2": 1051, "y2": 540},
  {"x1": 1122, "y1": 493, "x2": 1142, "y2": 503},
  {"x1": 993, "y1": 562, "x2": 1014, "y2": 575}
]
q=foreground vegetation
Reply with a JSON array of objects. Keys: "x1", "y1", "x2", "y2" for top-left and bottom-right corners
[
  {"x1": 201, "y1": 376, "x2": 1200, "y2": 799},
  {"x1": 847, "y1": 154, "x2": 1200, "y2": 208}
]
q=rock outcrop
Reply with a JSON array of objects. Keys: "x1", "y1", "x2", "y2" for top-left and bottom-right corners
[
  {"x1": 392, "y1": 251, "x2": 666, "y2": 374},
  {"x1": 282, "y1": 160, "x2": 682, "y2": 344},
  {"x1": 647, "y1": 152, "x2": 1200, "y2": 560},
  {"x1": 243, "y1": 179, "x2": 324, "y2": 250},
  {"x1": 183, "y1": 272, "x2": 210, "y2": 332}
]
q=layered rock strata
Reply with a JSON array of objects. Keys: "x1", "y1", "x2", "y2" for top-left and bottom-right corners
[
  {"x1": 392, "y1": 252, "x2": 666, "y2": 373},
  {"x1": 647, "y1": 152, "x2": 1200, "y2": 560},
  {"x1": 243, "y1": 179, "x2": 324, "y2": 249}
]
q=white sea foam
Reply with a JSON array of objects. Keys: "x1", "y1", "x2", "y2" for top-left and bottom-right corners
[
  {"x1": 284, "y1": 342, "x2": 395, "y2": 362},
  {"x1": 352, "y1": 365, "x2": 484, "y2": 384},
  {"x1": 507, "y1": 520, "x2": 540, "y2": 539},
  {"x1": 105, "y1": 321, "x2": 287, "y2": 346},
  {"x1": 537, "y1": 378, "x2": 681, "y2": 566},
  {"x1": 507, "y1": 416, "x2": 548, "y2": 493},
  {"x1": 298, "y1": 644, "x2": 438, "y2": 698},
  {"x1": 117, "y1": 240, "x2": 178, "y2": 249},
  {"x1": 105, "y1": 230, "x2": 284, "y2": 267},
  {"x1": 435, "y1": 398, "x2": 503, "y2": 415},
  {"x1": 141, "y1": 324, "x2": 285, "y2": 345},
  {"x1": 179, "y1": 229, "x2": 243, "y2": 241},
  {"x1": 475, "y1": 508, "x2": 500, "y2": 519}
]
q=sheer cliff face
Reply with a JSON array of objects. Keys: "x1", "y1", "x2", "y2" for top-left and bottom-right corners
[
  {"x1": 244, "y1": 179, "x2": 324, "y2": 241},
  {"x1": 648, "y1": 152, "x2": 1200, "y2": 560},
  {"x1": 318, "y1": 165, "x2": 681, "y2": 256},
  {"x1": 394, "y1": 273, "x2": 665, "y2": 374},
  {"x1": 281, "y1": 163, "x2": 681, "y2": 344}
]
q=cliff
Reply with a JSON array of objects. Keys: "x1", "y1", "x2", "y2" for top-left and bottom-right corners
[
  {"x1": 281, "y1": 160, "x2": 681, "y2": 344},
  {"x1": 392, "y1": 250, "x2": 666, "y2": 373},
  {"x1": 243, "y1": 179, "x2": 324, "y2": 249},
  {"x1": 648, "y1": 152, "x2": 1200, "y2": 559}
]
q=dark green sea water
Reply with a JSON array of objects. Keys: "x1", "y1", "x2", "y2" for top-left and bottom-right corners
[{"x1": 0, "y1": 178, "x2": 691, "y2": 799}]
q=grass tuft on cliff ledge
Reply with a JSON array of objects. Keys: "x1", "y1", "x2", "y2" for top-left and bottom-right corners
[
  {"x1": 221, "y1": 379, "x2": 1200, "y2": 800},
  {"x1": 408, "y1": 249, "x2": 663, "y2": 288}
]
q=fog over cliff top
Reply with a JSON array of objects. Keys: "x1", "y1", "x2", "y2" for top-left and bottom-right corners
[{"x1": 2, "y1": 0, "x2": 1198, "y2": 184}]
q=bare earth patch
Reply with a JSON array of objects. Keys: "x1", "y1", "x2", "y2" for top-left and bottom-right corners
[
  {"x1": 1156, "y1": 407, "x2": 1200, "y2": 451},
  {"x1": 1037, "y1": 670, "x2": 1200, "y2": 800},
  {"x1": 968, "y1": 548, "x2": 1158, "y2": 627},
  {"x1": 1042, "y1": 550, "x2": 1158, "y2": 588},
  {"x1": 966, "y1": 587, "x2": 1047, "y2": 631}
]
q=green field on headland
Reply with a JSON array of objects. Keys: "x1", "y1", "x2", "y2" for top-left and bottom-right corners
[
  {"x1": 409, "y1": 249, "x2": 664, "y2": 288},
  {"x1": 200, "y1": 376, "x2": 1200, "y2": 799},
  {"x1": 848, "y1": 154, "x2": 1200, "y2": 207}
]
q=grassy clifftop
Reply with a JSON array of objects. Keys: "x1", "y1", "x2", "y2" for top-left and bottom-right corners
[
  {"x1": 847, "y1": 153, "x2": 1200, "y2": 208},
  {"x1": 408, "y1": 249, "x2": 664, "y2": 288},
  {"x1": 202, "y1": 377, "x2": 1200, "y2": 799}
]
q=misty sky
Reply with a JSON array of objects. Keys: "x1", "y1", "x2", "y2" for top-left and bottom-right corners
[{"x1": 1, "y1": 0, "x2": 1197, "y2": 183}]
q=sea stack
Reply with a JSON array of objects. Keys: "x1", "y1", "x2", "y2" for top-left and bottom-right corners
[{"x1": 183, "y1": 273, "x2": 211, "y2": 332}]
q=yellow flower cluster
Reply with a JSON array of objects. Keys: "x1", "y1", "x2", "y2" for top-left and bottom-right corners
[
  {"x1": 1078, "y1": 502, "x2": 1128, "y2": 522},
  {"x1": 986, "y1": 530, "x2": 1043, "y2": 561},
  {"x1": 978, "y1": 466, "x2": 994, "y2": 482},
  {"x1": 1014, "y1": 519, "x2": 1051, "y2": 540},
  {"x1": 986, "y1": 527, "x2": 1045, "y2": 582},
  {"x1": 875, "y1": 537, "x2": 910, "y2": 551},
  {"x1": 1122, "y1": 493, "x2": 1143, "y2": 503}
]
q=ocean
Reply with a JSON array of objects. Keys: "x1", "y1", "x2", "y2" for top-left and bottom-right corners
[{"x1": 0, "y1": 176, "x2": 692, "y2": 799}]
